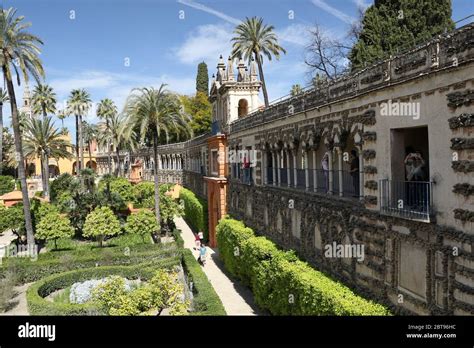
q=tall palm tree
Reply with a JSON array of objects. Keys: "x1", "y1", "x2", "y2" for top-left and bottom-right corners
[
  {"x1": 31, "y1": 83, "x2": 56, "y2": 118},
  {"x1": 23, "y1": 117, "x2": 72, "y2": 194},
  {"x1": 96, "y1": 98, "x2": 117, "y2": 174},
  {"x1": 57, "y1": 109, "x2": 67, "y2": 133},
  {"x1": 31, "y1": 83, "x2": 56, "y2": 197},
  {"x1": 105, "y1": 112, "x2": 135, "y2": 177},
  {"x1": 0, "y1": 7, "x2": 45, "y2": 246},
  {"x1": 231, "y1": 16, "x2": 286, "y2": 107},
  {"x1": 67, "y1": 89, "x2": 91, "y2": 173},
  {"x1": 124, "y1": 85, "x2": 191, "y2": 227},
  {"x1": 0, "y1": 88, "x2": 9, "y2": 174},
  {"x1": 82, "y1": 121, "x2": 98, "y2": 171}
]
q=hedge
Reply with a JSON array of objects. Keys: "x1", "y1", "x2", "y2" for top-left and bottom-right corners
[
  {"x1": 179, "y1": 188, "x2": 208, "y2": 241},
  {"x1": 1, "y1": 243, "x2": 181, "y2": 284},
  {"x1": 27, "y1": 260, "x2": 180, "y2": 315},
  {"x1": 181, "y1": 249, "x2": 226, "y2": 315},
  {"x1": 216, "y1": 218, "x2": 391, "y2": 316}
]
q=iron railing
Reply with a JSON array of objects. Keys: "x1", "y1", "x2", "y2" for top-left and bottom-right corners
[{"x1": 380, "y1": 179, "x2": 433, "y2": 222}]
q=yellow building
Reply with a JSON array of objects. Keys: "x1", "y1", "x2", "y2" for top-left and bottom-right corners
[{"x1": 20, "y1": 85, "x2": 98, "y2": 178}]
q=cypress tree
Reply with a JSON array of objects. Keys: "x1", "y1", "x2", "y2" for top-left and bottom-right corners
[
  {"x1": 196, "y1": 62, "x2": 209, "y2": 96},
  {"x1": 349, "y1": 0, "x2": 455, "y2": 71}
]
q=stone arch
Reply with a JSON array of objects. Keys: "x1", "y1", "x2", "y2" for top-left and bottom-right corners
[{"x1": 238, "y1": 99, "x2": 248, "y2": 118}]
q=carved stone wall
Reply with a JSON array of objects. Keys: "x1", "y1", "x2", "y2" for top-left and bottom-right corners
[{"x1": 228, "y1": 182, "x2": 474, "y2": 315}]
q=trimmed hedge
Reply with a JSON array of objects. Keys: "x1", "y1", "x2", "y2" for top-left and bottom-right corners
[
  {"x1": 1, "y1": 243, "x2": 181, "y2": 284},
  {"x1": 27, "y1": 260, "x2": 180, "y2": 315},
  {"x1": 181, "y1": 249, "x2": 226, "y2": 315},
  {"x1": 179, "y1": 188, "x2": 208, "y2": 241},
  {"x1": 216, "y1": 218, "x2": 391, "y2": 316}
]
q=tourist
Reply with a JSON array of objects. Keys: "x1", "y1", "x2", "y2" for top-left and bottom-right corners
[
  {"x1": 404, "y1": 148, "x2": 427, "y2": 208},
  {"x1": 194, "y1": 232, "x2": 201, "y2": 250},
  {"x1": 350, "y1": 150, "x2": 360, "y2": 197},
  {"x1": 198, "y1": 243, "x2": 207, "y2": 265},
  {"x1": 321, "y1": 152, "x2": 329, "y2": 193},
  {"x1": 198, "y1": 230, "x2": 204, "y2": 245}
]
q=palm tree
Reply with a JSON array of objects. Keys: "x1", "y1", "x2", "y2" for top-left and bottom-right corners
[
  {"x1": 67, "y1": 89, "x2": 91, "y2": 173},
  {"x1": 57, "y1": 109, "x2": 67, "y2": 133},
  {"x1": 231, "y1": 16, "x2": 286, "y2": 107},
  {"x1": 106, "y1": 112, "x2": 135, "y2": 177},
  {"x1": 82, "y1": 121, "x2": 98, "y2": 171},
  {"x1": 31, "y1": 83, "x2": 57, "y2": 197},
  {"x1": 124, "y1": 85, "x2": 191, "y2": 227},
  {"x1": 31, "y1": 83, "x2": 56, "y2": 119},
  {"x1": 96, "y1": 98, "x2": 117, "y2": 174},
  {"x1": 23, "y1": 117, "x2": 72, "y2": 193},
  {"x1": 0, "y1": 7, "x2": 45, "y2": 246},
  {"x1": 0, "y1": 88, "x2": 9, "y2": 175}
]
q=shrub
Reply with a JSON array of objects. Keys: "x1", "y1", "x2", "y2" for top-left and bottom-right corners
[
  {"x1": 0, "y1": 203, "x2": 24, "y2": 236},
  {"x1": 99, "y1": 176, "x2": 134, "y2": 204},
  {"x1": 0, "y1": 175, "x2": 15, "y2": 195},
  {"x1": 179, "y1": 188, "x2": 208, "y2": 241},
  {"x1": 216, "y1": 218, "x2": 391, "y2": 316},
  {"x1": 181, "y1": 249, "x2": 226, "y2": 315},
  {"x1": 124, "y1": 209, "x2": 158, "y2": 242},
  {"x1": 50, "y1": 173, "x2": 77, "y2": 203},
  {"x1": 83, "y1": 207, "x2": 121, "y2": 247},
  {"x1": 35, "y1": 212, "x2": 75, "y2": 250},
  {"x1": 131, "y1": 182, "x2": 155, "y2": 208}
]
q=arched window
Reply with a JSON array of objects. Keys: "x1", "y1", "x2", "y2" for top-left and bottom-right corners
[{"x1": 238, "y1": 99, "x2": 248, "y2": 118}]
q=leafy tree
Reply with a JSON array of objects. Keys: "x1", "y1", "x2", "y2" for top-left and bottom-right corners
[
  {"x1": 82, "y1": 121, "x2": 99, "y2": 170},
  {"x1": 290, "y1": 84, "x2": 303, "y2": 96},
  {"x1": 349, "y1": 0, "x2": 455, "y2": 71},
  {"x1": 196, "y1": 62, "x2": 209, "y2": 96},
  {"x1": 0, "y1": 7, "x2": 44, "y2": 246},
  {"x1": 0, "y1": 203, "x2": 25, "y2": 237},
  {"x1": 35, "y1": 211, "x2": 74, "y2": 249},
  {"x1": 124, "y1": 209, "x2": 158, "y2": 242},
  {"x1": 125, "y1": 85, "x2": 191, "y2": 227},
  {"x1": 231, "y1": 17, "x2": 286, "y2": 107},
  {"x1": 0, "y1": 175, "x2": 14, "y2": 195},
  {"x1": 82, "y1": 206, "x2": 121, "y2": 247},
  {"x1": 50, "y1": 173, "x2": 77, "y2": 203},
  {"x1": 0, "y1": 127, "x2": 15, "y2": 175},
  {"x1": 180, "y1": 92, "x2": 211, "y2": 136},
  {"x1": 99, "y1": 175, "x2": 133, "y2": 203},
  {"x1": 131, "y1": 181, "x2": 155, "y2": 208}
]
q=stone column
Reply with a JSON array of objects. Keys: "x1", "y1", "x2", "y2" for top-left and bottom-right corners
[
  {"x1": 286, "y1": 149, "x2": 291, "y2": 187},
  {"x1": 313, "y1": 149, "x2": 317, "y2": 192},
  {"x1": 263, "y1": 150, "x2": 267, "y2": 185},
  {"x1": 328, "y1": 150, "x2": 333, "y2": 195},
  {"x1": 305, "y1": 150, "x2": 309, "y2": 190},
  {"x1": 272, "y1": 151, "x2": 277, "y2": 186},
  {"x1": 276, "y1": 151, "x2": 281, "y2": 185},
  {"x1": 337, "y1": 148, "x2": 343, "y2": 197},
  {"x1": 293, "y1": 149, "x2": 298, "y2": 187}
]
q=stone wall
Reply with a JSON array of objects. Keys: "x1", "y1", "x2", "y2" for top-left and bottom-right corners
[{"x1": 228, "y1": 182, "x2": 474, "y2": 315}]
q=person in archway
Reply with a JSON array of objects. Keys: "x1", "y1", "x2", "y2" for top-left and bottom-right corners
[
  {"x1": 321, "y1": 152, "x2": 329, "y2": 193},
  {"x1": 350, "y1": 150, "x2": 360, "y2": 197}
]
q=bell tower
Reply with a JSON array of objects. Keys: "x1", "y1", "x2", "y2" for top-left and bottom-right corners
[{"x1": 209, "y1": 55, "x2": 262, "y2": 135}]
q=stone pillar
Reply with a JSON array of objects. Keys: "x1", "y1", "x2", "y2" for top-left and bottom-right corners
[
  {"x1": 313, "y1": 149, "x2": 317, "y2": 192},
  {"x1": 272, "y1": 151, "x2": 276, "y2": 186},
  {"x1": 286, "y1": 149, "x2": 291, "y2": 187},
  {"x1": 305, "y1": 150, "x2": 309, "y2": 190},
  {"x1": 263, "y1": 150, "x2": 267, "y2": 185},
  {"x1": 293, "y1": 150, "x2": 298, "y2": 187},
  {"x1": 328, "y1": 150, "x2": 333, "y2": 194},
  {"x1": 337, "y1": 148, "x2": 343, "y2": 197},
  {"x1": 276, "y1": 151, "x2": 281, "y2": 185}
]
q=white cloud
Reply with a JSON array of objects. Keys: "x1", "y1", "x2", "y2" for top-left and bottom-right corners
[
  {"x1": 311, "y1": 0, "x2": 355, "y2": 24},
  {"x1": 173, "y1": 24, "x2": 233, "y2": 65},
  {"x1": 276, "y1": 23, "x2": 313, "y2": 47}
]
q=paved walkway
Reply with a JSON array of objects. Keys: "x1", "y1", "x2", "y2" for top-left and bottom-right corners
[{"x1": 174, "y1": 217, "x2": 261, "y2": 315}]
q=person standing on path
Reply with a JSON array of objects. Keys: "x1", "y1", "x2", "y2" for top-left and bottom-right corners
[
  {"x1": 198, "y1": 243, "x2": 207, "y2": 265},
  {"x1": 198, "y1": 231, "x2": 204, "y2": 245},
  {"x1": 194, "y1": 232, "x2": 201, "y2": 250}
]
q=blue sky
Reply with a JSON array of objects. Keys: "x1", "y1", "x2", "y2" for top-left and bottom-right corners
[{"x1": 3, "y1": 0, "x2": 474, "y2": 138}]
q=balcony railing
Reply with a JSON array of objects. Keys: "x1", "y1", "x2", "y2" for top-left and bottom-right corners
[
  {"x1": 380, "y1": 179, "x2": 433, "y2": 222},
  {"x1": 265, "y1": 168, "x2": 362, "y2": 199}
]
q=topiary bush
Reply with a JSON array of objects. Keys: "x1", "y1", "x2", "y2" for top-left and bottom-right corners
[
  {"x1": 216, "y1": 218, "x2": 391, "y2": 316},
  {"x1": 83, "y1": 207, "x2": 121, "y2": 247},
  {"x1": 35, "y1": 211, "x2": 75, "y2": 250},
  {"x1": 124, "y1": 209, "x2": 158, "y2": 242},
  {"x1": 179, "y1": 188, "x2": 208, "y2": 241},
  {"x1": 0, "y1": 175, "x2": 14, "y2": 195}
]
